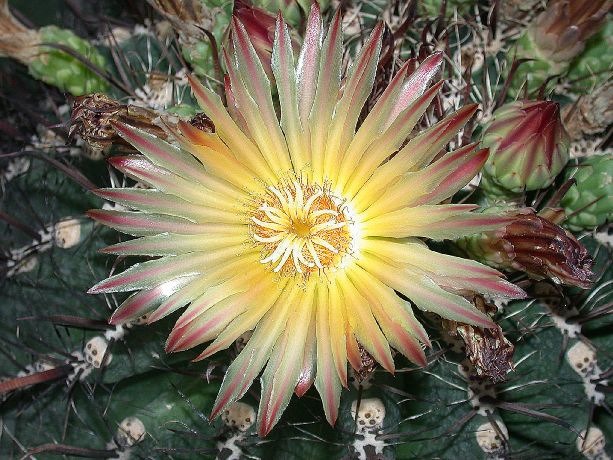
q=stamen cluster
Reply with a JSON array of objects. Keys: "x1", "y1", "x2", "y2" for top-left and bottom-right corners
[{"x1": 250, "y1": 180, "x2": 351, "y2": 275}]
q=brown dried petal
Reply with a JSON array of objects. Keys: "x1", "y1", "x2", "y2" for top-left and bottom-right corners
[
  {"x1": 443, "y1": 297, "x2": 514, "y2": 383},
  {"x1": 562, "y1": 81, "x2": 613, "y2": 141},
  {"x1": 354, "y1": 342, "x2": 377, "y2": 384},
  {"x1": 491, "y1": 210, "x2": 593, "y2": 287},
  {"x1": 189, "y1": 112, "x2": 215, "y2": 133},
  {"x1": 69, "y1": 93, "x2": 167, "y2": 152}
]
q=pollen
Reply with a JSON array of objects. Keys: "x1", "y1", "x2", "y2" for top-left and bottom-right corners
[{"x1": 250, "y1": 179, "x2": 352, "y2": 276}]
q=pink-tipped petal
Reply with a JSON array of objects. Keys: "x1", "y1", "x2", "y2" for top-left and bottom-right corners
[
  {"x1": 296, "y1": 2, "x2": 322, "y2": 127},
  {"x1": 209, "y1": 284, "x2": 298, "y2": 421},
  {"x1": 109, "y1": 275, "x2": 196, "y2": 325},
  {"x1": 314, "y1": 284, "x2": 342, "y2": 426},
  {"x1": 257, "y1": 282, "x2": 315, "y2": 436}
]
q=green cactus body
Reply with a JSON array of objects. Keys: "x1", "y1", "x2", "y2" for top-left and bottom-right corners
[
  {"x1": 420, "y1": 0, "x2": 475, "y2": 17},
  {"x1": 166, "y1": 103, "x2": 200, "y2": 118},
  {"x1": 479, "y1": 173, "x2": 523, "y2": 203},
  {"x1": 561, "y1": 154, "x2": 613, "y2": 232},
  {"x1": 508, "y1": 32, "x2": 568, "y2": 97},
  {"x1": 567, "y1": 20, "x2": 613, "y2": 93},
  {"x1": 182, "y1": 3, "x2": 231, "y2": 78},
  {"x1": 253, "y1": 0, "x2": 302, "y2": 28},
  {"x1": 28, "y1": 26, "x2": 108, "y2": 96}
]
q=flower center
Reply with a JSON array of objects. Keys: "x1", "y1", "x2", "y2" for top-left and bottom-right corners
[{"x1": 250, "y1": 180, "x2": 352, "y2": 276}]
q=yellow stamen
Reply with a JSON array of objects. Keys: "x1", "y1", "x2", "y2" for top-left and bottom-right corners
[{"x1": 250, "y1": 179, "x2": 352, "y2": 276}]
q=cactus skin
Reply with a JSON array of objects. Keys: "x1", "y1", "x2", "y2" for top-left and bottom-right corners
[
  {"x1": 28, "y1": 26, "x2": 108, "y2": 96},
  {"x1": 567, "y1": 19, "x2": 613, "y2": 93},
  {"x1": 508, "y1": 0, "x2": 613, "y2": 96},
  {"x1": 181, "y1": 6, "x2": 231, "y2": 78},
  {"x1": 481, "y1": 100, "x2": 570, "y2": 194},
  {"x1": 508, "y1": 31, "x2": 568, "y2": 96},
  {"x1": 561, "y1": 154, "x2": 613, "y2": 232}
]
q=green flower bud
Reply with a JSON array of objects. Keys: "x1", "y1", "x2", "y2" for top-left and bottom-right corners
[{"x1": 482, "y1": 100, "x2": 570, "y2": 194}]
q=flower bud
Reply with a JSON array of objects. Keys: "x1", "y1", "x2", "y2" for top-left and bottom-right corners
[
  {"x1": 231, "y1": 0, "x2": 278, "y2": 81},
  {"x1": 482, "y1": 100, "x2": 570, "y2": 193}
]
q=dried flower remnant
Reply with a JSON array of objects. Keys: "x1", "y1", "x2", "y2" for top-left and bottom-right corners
[
  {"x1": 528, "y1": 0, "x2": 613, "y2": 63},
  {"x1": 88, "y1": 7, "x2": 525, "y2": 436},
  {"x1": 443, "y1": 297, "x2": 514, "y2": 383},
  {"x1": 69, "y1": 94, "x2": 168, "y2": 154},
  {"x1": 562, "y1": 81, "x2": 613, "y2": 142},
  {"x1": 459, "y1": 208, "x2": 593, "y2": 288}
]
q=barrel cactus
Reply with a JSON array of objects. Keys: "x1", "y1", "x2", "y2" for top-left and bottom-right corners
[
  {"x1": 0, "y1": 0, "x2": 108, "y2": 95},
  {"x1": 0, "y1": 0, "x2": 611, "y2": 458},
  {"x1": 509, "y1": 0, "x2": 612, "y2": 95},
  {"x1": 561, "y1": 154, "x2": 613, "y2": 231}
]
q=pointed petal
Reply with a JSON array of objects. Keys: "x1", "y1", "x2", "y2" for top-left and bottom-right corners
[
  {"x1": 223, "y1": 47, "x2": 291, "y2": 175},
  {"x1": 362, "y1": 239, "x2": 526, "y2": 299},
  {"x1": 295, "y1": 311, "x2": 317, "y2": 397},
  {"x1": 193, "y1": 277, "x2": 289, "y2": 360},
  {"x1": 336, "y1": 58, "x2": 415, "y2": 189},
  {"x1": 296, "y1": 3, "x2": 322, "y2": 128},
  {"x1": 357, "y1": 143, "x2": 485, "y2": 218},
  {"x1": 209, "y1": 283, "x2": 298, "y2": 421},
  {"x1": 110, "y1": 275, "x2": 197, "y2": 324},
  {"x1": 100, "y1": 233, "x2": 247, "y2": 257},
  {"x1": 188, "y1": 75, "x2": 277, "y2": 184},
  {"x1": 257, "y1": 281, "x2": 316, "y2": 435},
  {"x1": 272, "y1": 13, "x2": 308, "y2": 171},
  {"x1": 310, "y1": 9, "x2": 342, "y2": 182},
  {"x1": 323, "y1": 22, "x2": 384, "y2": 184},
  {"x1": 337, "y1": 272, "x2": 395, "y2": 373},
  {"x1": 359, "y1": 253, "x2": 495, "y2": 328},
  {"x1": 390, "y1": 104, "x2": 480, "y2": 173},
  {"x1": 148, "y1": 275, "x2": 211, "y2": 323},
  {"x1": 107, "y1": 156, "x2": 211, "y2": 205},
  {"x1": 314, "y1": 283, "x2": 342, "y2": 426},
  {"x1": 149, "y1": 254, "x2": 261, "y2": 323},
  {"x1": 112, "y1": 122, "x2": 205, "y2": 183},
  {"x1": 328, "y1": 278, "x2": 348, "y2": 387},
  {"x1": 343, "y1": 81, "x2": 444, "y2": 198},
  {"x1": 231, "y1": 17, "x2": 292, "y2": 172},
  {"x1": 87, "y1": 209, "x2": 246, "y2": 237},
  {"x1": 385, "y1": 52, "x2": 443, "y2": 129},
  {"x1": 347, "y1": 264, "x2": 430, "y2": 346},
  {"x1": 361, "y1": 204, "x2": 514, "y2": 240},
  {"x1": 94, "y1": 188, "x2": 244, "y2": 224},
  {"x1": 89, "y1": 248, "x2": 248, "y2": 294}
]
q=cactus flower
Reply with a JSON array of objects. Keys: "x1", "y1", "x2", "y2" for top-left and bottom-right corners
[
  {"x1": 88, "y1": 7, "x2": 525, "y2": 436},
  {"x1": 481, "y1": 100, "x2": 570, "y2": 194}
]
